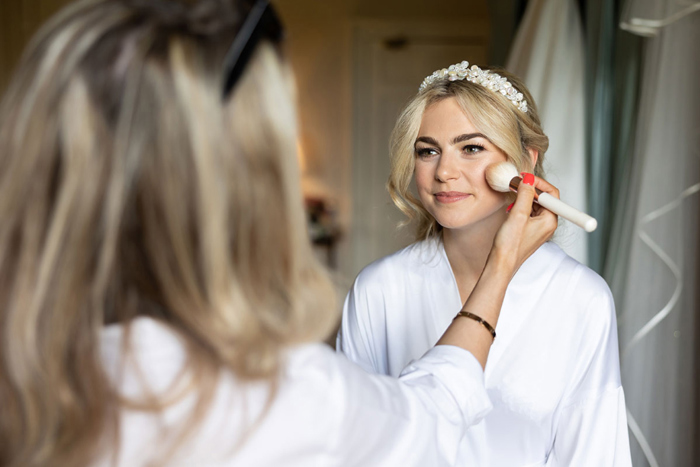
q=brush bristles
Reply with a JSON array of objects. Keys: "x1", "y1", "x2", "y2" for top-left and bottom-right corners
[{"x1": 485, "y1": 162, "x2": 520, "y2": 192}]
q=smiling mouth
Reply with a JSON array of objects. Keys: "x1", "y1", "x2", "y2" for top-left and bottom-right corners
[{"x1": 434, "y1": 192, "x2": 471, "y2": 203}]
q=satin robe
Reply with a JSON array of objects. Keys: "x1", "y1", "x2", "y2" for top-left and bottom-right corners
[
  {"x1": 95, "y1": 317, "x2": 491, "y2": 466},
  {"x1": 338, "y1": 240, "x2": 632, "y2": 466}
]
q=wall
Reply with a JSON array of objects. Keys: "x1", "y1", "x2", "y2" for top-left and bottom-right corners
[
  {"x1": 274, "y1": 0, "x2": 490, "y2": 286},
  {"x1": 0, "y1": 0, "x2": 74, "y2": 92}
]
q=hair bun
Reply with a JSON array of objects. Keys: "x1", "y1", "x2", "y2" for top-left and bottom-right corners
[{"x1": 121, "y1": 0, "x2": 245, "y2": 36}]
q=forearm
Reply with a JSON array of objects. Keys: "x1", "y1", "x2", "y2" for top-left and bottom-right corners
[{"x1": 437, "y1": 177, "x2": 556, "y2": 369}]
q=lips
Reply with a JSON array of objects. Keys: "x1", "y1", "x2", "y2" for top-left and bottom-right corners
[{"x1": 434, "y1": 191, "x2": 471, "y2": 203}]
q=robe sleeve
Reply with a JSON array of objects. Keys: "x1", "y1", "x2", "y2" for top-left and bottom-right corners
[
  {"x1": 336, "y1": 266, "x2": 389, "y2": 375},
  {"x1": 325, "y1": 345, "x2": 492, "y2": 466},
  {"x1": 549, "y1": 277, "x2": 632, "y2": 466}
]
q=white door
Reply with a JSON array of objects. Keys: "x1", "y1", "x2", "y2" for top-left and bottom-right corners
[{"x1": 347, "y1": 20, "x2": 490, "y2": 278}]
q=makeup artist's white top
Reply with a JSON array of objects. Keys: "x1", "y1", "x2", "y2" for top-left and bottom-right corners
[
  {"x1": 95, "y1": 317, "x2": 492, "y2": 466},
  {"x1": 338, "y1": 240, "x2": 632, "y2": 467}
]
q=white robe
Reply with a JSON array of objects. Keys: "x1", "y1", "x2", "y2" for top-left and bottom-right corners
[
  {"x1": 338, "y1": 240, "x2": 632, "y2": 466},
  {"x1": 95, "y1": 317, "x2": 492, "y2": 466}
]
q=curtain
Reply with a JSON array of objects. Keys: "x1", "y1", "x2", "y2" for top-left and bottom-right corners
[
  {"x1": 506, "y1": 0, "x2": 588, "y2": 265},
  {"x1": 584, "y1": 0, "x2": 645, "y2": 276},
  {"x1": 584, "y1": 0, "x2": 645, "y2": 291},
  {"x1": 610, "y1": 3, "x2": 700, "y2": 465},
  {"x1": 585, "y1": 0, "x2": 617, "y2": 273},
  {"x1": 620, "y1": 0, "x2": 700, "y2": 36}
]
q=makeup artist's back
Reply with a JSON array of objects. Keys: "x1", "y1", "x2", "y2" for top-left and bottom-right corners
[{"x1": 0, "y1": 0, "x2": 510, "y2": 465}]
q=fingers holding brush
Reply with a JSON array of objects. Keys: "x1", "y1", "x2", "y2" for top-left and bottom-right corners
[
  {"x1": 520, "y1": 172, "x2": 560, "y2": 218},
  {"x1": 529, "y1": 173, "x2": 597, "y2": 232},
  {"x1": 526, "y1": 173, "x2": 560, "y2": 199},
  {"x1": 485, "y1": 161, "x2": 597, "y2": 232},
  {"x1": 492, "y1": 173, "x2": 558, "y2": 274}
]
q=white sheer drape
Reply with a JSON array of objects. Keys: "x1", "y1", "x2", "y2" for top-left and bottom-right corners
[
  {"x1": 506, "y1": 0, "x2": 588, "y2": 265},
  {"x1": 615, "y1": 4, "x2": 700, "y2": 466},
  {"x1": 621, "y1": 0, "x2": 700, "y2": 36}
]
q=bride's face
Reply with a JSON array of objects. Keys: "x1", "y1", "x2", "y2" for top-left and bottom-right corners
[{"x1": 414, "y1": 97, "x2": 510, "y2": 232}]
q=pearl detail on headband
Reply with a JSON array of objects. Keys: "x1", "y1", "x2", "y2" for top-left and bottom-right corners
[{"x1": 419, "y1": 60, "x2": 528, "y2": 113}]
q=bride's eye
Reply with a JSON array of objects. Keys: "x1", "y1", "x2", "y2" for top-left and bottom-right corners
[
  {"x1": 416, "y1": 147, "x2": 439, "y2": 159},
  {"x1": 463, "y1": 144, "x2": 485, "y2": 154}
]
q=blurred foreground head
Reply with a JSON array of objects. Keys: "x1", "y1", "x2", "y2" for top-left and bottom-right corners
[{"x1": 0, "y1": 1, "x2": 336, "y2": 464}]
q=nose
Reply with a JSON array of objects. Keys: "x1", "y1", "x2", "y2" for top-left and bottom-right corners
[{"x1": 435, "y1": 152, "x2": 460, "y2": 183}]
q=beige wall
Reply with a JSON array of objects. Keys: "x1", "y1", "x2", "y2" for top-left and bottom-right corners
[
  {"x1": 0, "y1": 0, "x2": 74, "y2": 92},
  {"x1": 274, "y1": 0, "x2": 489, "y2": 281}
]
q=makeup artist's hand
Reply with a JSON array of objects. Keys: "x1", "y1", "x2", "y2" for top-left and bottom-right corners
[
  {"x1": 438, "y1": 173, "x2": 560, "y2": 368},
  {"x1": 491, "y1": 173, "x2": 559, "y2": 276}
]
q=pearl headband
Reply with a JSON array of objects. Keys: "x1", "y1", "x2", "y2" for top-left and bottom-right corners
[{"x1": 419, "y1": 60, "x2": 528, "y2": 113}]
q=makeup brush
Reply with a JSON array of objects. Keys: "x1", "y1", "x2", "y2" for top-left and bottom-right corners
[{"x1": 485, "y1": 162, "x2": 598, "y2": 233}]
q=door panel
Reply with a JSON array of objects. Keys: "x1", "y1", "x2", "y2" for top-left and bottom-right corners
[{"x1": 349, "y1": 22, "x2": 489, "y2": 278}]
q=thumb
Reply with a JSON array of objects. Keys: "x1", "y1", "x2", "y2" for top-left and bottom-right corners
[{"x1": 509, "y1": 173, "x2": 536, "y2": 219}]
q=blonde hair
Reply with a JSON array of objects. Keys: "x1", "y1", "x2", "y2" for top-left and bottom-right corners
[
  {"x1": 388, "y1": 67, "x2": 549, "y2": 239},
  {"x1": 0, "y1": 0, "x2": 337, "y2": 465}
]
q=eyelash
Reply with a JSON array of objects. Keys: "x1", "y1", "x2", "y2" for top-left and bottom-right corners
[
  {"x1": 415, "y1": 144, "x2": 486, "y2": 158},
  {"x1": 463, "y1": 143, "x2": 485, "y2": 154},
  {"x1": 416, "y1": 148, "x2": 438, "y2": 158}
]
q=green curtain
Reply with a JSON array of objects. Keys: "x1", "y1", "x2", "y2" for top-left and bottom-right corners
[
  {"x1": 601, "y1": 25, "x2": 645, "y2": 310},
  {"x1": 585, "y1": 0, "x2": 615, "y2": 274},
  {"x1": 585, "y1": 0, "x2": 643, "y2": 280}
]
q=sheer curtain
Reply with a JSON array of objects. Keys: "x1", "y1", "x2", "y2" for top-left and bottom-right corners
[
  {"x1": 506, "y1": 0, "x2": 588, "y2": 264},
  {"x1": 610, "y1": 2, "x2": 700, "y2": 465},
  {"x1": 620, "y1": 0, "x2": 700, "y2": 36}
]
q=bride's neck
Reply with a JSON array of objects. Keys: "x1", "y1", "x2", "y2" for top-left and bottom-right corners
[{"x1": 442, "y1": 209, "x2": 507, "y2": 283}]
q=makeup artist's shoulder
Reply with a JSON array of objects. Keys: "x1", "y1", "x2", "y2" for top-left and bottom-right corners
[{"x1": 352, "y1": 239, "x2": 442, "y2": 288}]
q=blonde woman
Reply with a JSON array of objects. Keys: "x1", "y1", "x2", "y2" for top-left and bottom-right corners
[
  {"x1": 0, "y1": 1, "x2": 559, "y2": 466},
  {"x1": 338, "y1": 64, "x2": 632, "y2": 466}
]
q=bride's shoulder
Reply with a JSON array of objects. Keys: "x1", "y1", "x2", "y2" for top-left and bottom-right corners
[
  {"x1": 352, "y1": 239, "x2": 442, "y2": 288},
  {"x1": 523, "y1": 242, "x2": 613, "y2": 309},
  {"x1": 539, "y1": 242, "x2": 614, "y2": 310}
]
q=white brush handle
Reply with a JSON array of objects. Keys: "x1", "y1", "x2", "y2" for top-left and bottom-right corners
[{"x1": 537, "y1": 192, "x2": 598, "y2": 232}]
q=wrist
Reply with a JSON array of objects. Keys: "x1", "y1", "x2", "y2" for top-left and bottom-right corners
[
  {"x1": 454, "y1": 310, "x2": 496, "y2": 341},
  {"x1": 462, "y1": 258, "x2": 511, "y2": 328},
  {"x1": 484, "y1": 248, "x2": 517, "y2": 281}
]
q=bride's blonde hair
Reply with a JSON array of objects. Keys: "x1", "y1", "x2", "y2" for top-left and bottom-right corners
[
  {"x1": 0, "y1": 0, "x2": 337, "y2": 465},
  {"x1": 388, "y1": 67, "x2": 549, "y2": 239}
]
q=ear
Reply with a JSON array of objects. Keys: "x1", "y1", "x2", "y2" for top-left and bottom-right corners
[{"x1": 526, "y1": 147, "x2": 538, "y2": 172}]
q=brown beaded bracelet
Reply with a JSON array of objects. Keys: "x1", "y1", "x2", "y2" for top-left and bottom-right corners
[{"x1": 454, "y1": 310, "x2": 497, "y2": 341}]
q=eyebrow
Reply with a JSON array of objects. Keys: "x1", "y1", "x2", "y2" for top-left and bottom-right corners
[{"x1": 414, "y1": 133, "x2": 490, "y2": 147}]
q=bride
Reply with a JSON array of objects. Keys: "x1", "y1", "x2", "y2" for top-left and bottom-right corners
[{"x1": 338, "y1": 62, "x2": 632, "y2": 466}]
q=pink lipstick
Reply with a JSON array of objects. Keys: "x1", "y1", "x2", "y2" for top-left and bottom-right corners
[{"x1": 434, "y1": 191, "x2": 470, "y2": 203}]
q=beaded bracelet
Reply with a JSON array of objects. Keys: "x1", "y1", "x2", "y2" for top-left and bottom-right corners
[{"x1": 454, "y1": 311, "x2": 497, "y2": 341}]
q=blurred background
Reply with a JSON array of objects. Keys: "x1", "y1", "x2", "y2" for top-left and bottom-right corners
[{"x1": 1, "y1": 0, "x2": 698, "y2": 465}]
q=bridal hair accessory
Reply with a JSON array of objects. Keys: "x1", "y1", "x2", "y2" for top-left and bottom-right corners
[{"x1": 419, "y1": 61, "x2": 528, "y2": 113}]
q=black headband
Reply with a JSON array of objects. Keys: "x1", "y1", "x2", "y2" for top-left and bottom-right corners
[{"x1": 221, "y1": 0, "x2": 284, "y2": 99}]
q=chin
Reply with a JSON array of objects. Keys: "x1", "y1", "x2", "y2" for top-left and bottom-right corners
[
  {"x1": 431, "y1": 208, "x2": 507, "y2": 232},
  {"x1": 433, "y1": 215, "x2": 475, "y2": 231}
]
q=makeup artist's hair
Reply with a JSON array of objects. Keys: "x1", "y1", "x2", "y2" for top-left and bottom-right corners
[
  {"x1": 388, "y1": 67, "x2": 549, "y2": 240},
  {"x1": 0, "y1": 0, "x2": 336, "y2": 465}
]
